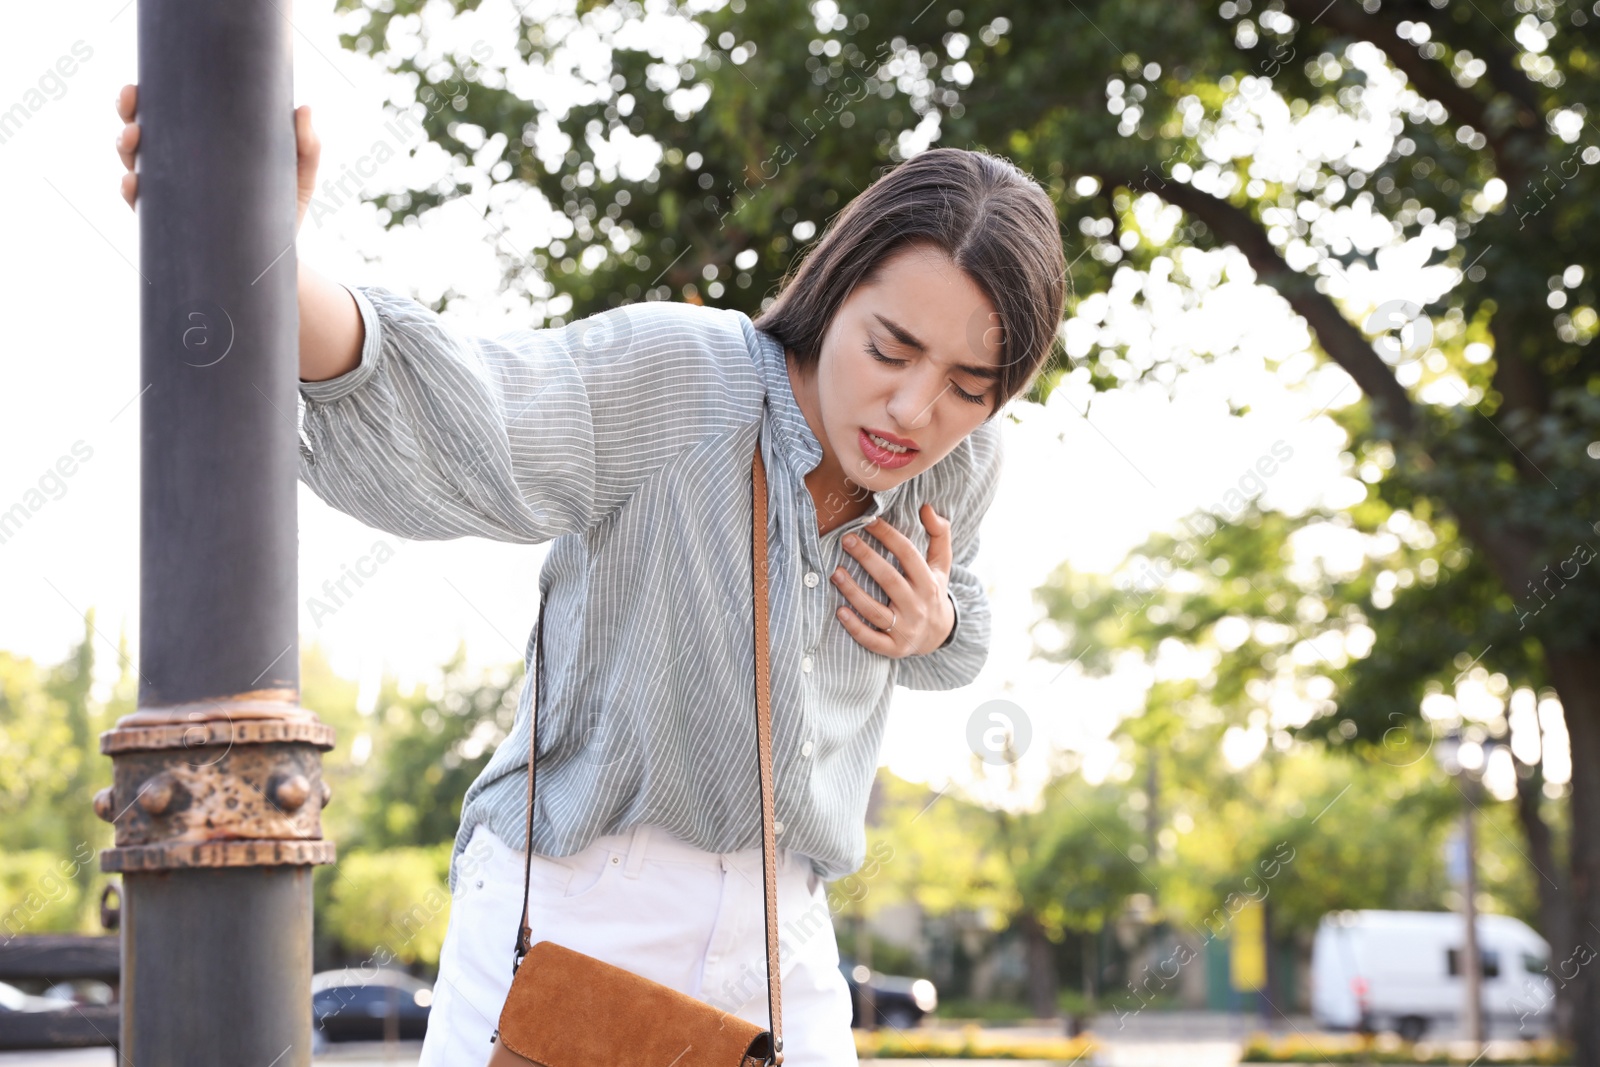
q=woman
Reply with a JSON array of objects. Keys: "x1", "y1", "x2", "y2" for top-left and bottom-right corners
[{"x1": 116, "y1": 86, "x2": 1065, "y2": 1064}]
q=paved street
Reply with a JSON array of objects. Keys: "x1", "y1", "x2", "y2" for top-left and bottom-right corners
[
  {"x1": 0, "y1": 1010, "x2": 1547, "y2": 1066},
  {"x1": 0, "y1": 1036, "x2": 1240, "y2": 1066},
  {"x1": 0, "y1": 1043, "x2": 1249, "y2": 1067},
  {"x1": 0, "y1": 1014, "x2": 1277, "y2": 1067},
  {"x1": 0, "y1": 1051, "x2": 1130, "y2": 1067}
]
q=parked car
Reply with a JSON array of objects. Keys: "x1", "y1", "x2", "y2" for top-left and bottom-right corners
[
  {"x1": 40, "y1": 980, "x2": 115, "y2": 1007},
  {"x1": 837, "y1": 958, "x2": 938, "y2": 1030},
  {"x1": 0, "y1": 981, "x2": 74, "y2": 1014},
  {"x1": 1311, "y1": 909, "x2": 1556, "y2": 1040},
  {"x1": 311, "y1": 967, "x2": 432, "y2": 1049}
]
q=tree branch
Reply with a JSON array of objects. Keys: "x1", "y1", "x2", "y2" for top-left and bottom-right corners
[
  {"x1": 1100, "y1": 169, "x2": 1547, "y2": 589},
  {"x1": 1106, "y1": 169, "x2": 1417, "y2": 436},
  {"x1": 1489, "y1": 314, "x2": 1551, "y2": 417}
]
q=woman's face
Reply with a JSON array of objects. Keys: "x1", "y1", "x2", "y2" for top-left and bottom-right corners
[{"x1": 787, "y1": 241, "x2": 1004, "y2": 498}]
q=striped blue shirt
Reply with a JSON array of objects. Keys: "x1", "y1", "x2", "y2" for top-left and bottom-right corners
[{"x1": 296, "y1": 284, "x2": 1002, "y2": 890}]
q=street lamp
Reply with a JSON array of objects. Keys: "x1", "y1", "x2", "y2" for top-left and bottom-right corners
[{"x1": 1434, "y1": 728, "x2": 1500, "y2": 1045}]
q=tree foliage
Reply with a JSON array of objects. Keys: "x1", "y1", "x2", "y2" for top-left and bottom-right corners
[
  {"x1": 0, "y1": 612, "x2": 121, "y2": 941},
  {"x1": 213, "y1": 0, "x2": 1600, "y2": 1032}
]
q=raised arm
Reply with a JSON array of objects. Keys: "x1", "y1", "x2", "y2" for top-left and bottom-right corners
[
  {"x1": 115, "y1": 83, "x2": 764, "y2": 545},
  {"x1": 296, "y1": 287, "x2": 762, "y2": 544},
  {"x1": 298, "y1": 261, "x2": 364, "y2": 382}
]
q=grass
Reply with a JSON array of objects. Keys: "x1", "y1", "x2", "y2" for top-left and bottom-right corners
[
  {"x1": 1240, "y1": 1031, "x2": 1572, "y2": 1064},
  {"x1": 932, "y1": 991, "x2": 1180, "y2": 1024},
  {"x1": 854, "y1": 1024, "x2": 1097, "y2": 1060},
  {"x1": 932, "y1": 998, "x2": 1040, "y2": 1024}
]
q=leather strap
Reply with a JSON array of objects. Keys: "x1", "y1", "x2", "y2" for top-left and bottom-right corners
[
  {"x1": 750, "y1": 437, "x2": 783, "y2": 1063},
  {"x1": 512, "y1": 435, "x2": 784, "y2": 1064}
]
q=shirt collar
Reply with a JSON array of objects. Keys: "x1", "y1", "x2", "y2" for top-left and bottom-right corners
[{"x1": 751, "y1": 328, "x2": 907, "y2": 517}]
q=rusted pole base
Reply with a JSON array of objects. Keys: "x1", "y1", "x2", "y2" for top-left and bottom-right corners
[
  {"x1": 95, "y1": 697, "x2": 336, "y2": 1064},
  {"x1": 95, "y1": 697, "x2": 337, "y2": 873}
]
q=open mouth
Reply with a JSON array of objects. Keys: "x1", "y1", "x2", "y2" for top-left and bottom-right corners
[{"x1": 859, "y1": 428, "x2": 919, "y2": 468}]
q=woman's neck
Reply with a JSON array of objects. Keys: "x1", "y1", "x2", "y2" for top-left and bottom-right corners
[{"x1": 786, "y1": 348, "x2": 874, "y2": 536}]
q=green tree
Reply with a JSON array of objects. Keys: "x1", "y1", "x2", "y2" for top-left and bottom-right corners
[
  {"x1": 0, "y1": 614, "x2": 123, "y2": 939},
  {"x1": 321, "y1": 846, "x2": 453, "y2": 969},
  {"x1": 1011, "y1": 771, "x2": 1150, "y2": 1018},
  {"x1": 336, "y1": 0, "x2": 1600, "y2": 1049},
  {"x1": 298, "y1": 641, "x2": 366, "y2": 846},
  {"x1": 869, "y1": 761, "x2": 1149, "y2": 1017},
  {"x1": 1039, "y1": 504, "x2": 1563, "y2": 1020},
  {"x1": 304, "y1": 641, "x2": 522, "y2": 966},
  {"x1": 346, "y1": 643, "x2": 522, "y2": 851},
  {"x1": 1050, "y1": 634, "x2": 1545, "y2": 1017}
]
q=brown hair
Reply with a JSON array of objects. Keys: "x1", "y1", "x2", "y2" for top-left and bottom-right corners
[{"x1": 753, "y1": 147, "x2": 1066, "y2": 418}]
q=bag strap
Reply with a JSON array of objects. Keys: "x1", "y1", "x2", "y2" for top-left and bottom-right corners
[
  {"x1": 750, "y1": 436, "x2": 784, "y2": 1064},
  {"x1": 512, "y1": 434, "x2": 784, "y2": 1065}
]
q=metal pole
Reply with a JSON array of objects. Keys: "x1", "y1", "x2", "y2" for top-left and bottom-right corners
[
  {"x1": 90, "y1": 2, "x2": 335, "y2": 1063},
  {"x1": 1462, "y1": 787, "x2": 1484, "y2": 1044}
]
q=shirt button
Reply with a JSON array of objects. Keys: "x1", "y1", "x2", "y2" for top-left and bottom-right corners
[
  {"x1": 801, "y1": 741, "x2": 814, "y2": 757},
  {"x1": 804, "y1": 571, "x2": 820, "y2": 587},
  {"x1": 774, "y1": 821, "x2": 785, "y2": 834},
  {"x1": 800, "y1": 655, "x2": 814, "y2": 673}
]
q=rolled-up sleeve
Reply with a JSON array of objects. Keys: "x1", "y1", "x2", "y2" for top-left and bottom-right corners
[
  {"x1": 297, "y1": 284, "x2": 754, "y2": 544},
  {"x1": 894, "y1": 418, "x2": 1002, "y2": 691}
]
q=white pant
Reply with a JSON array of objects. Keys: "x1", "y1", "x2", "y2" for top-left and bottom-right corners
[{"x1": 420, "y1": 821, "x2": 859, "y2": 1066}]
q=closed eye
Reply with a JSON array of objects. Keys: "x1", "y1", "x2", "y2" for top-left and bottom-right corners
[
  {"x1": 864, "y1": 338, "x2": 905, "y2": 367},
  {"x1": 864, "y1": 338, "x2": 988, "y2": 406}
]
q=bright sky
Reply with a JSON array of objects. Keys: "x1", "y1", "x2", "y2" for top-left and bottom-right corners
[{"x1": 3, "y1": 0, "x2": 1458, "y2": 804}]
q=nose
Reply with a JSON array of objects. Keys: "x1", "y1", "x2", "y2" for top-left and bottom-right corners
[{"x1": 886, "y1": 367, "x2": 945, "y2": 432}]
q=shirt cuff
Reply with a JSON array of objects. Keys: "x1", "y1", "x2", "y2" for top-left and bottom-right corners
[
  {"x1": 939, "y1": 588, "x2": 959, "y2": 649},
  {"x1": 298, "y1": 282, "x2": 383, "y2": 404}
]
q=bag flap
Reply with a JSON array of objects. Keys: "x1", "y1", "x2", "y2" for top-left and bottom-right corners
[{"x1": 496, "y1": 940, "x2": 772, "y2": 1066}]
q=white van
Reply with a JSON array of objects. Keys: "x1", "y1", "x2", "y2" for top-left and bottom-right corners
[{"x1": 1311, "y1": 909, "x2": 1557, "y2": 1040}]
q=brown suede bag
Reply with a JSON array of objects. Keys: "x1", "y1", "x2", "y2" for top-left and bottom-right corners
[{"x1": 485, "y1": 440, "x2": 786, "y2": 1066}]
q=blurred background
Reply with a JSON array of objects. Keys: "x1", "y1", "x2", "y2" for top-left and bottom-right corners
[{"x1": 2, "y1": 0, "x2": 1596, "y2": 1062}]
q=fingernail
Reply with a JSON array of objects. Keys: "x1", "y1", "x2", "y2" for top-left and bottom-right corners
[{"x1": 843, "y1": 535, "x2": 857, "y2": 547}]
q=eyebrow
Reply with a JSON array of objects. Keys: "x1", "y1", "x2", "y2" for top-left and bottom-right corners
[{"x1": 872, "y1": 313, "x2": 1003, "y2": 381}]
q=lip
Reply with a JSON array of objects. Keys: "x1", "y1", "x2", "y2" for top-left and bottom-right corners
[
  {"x1": 859, "y1": 428, "x2": 919, "y2": 469},
  {"x1": 863, "y1": 427, "x2": 920, "y2": 450}
]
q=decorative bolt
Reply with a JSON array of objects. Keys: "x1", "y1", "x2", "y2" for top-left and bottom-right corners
[
  {"x1": 319, "y1": 778, "x2": 332, "y2": 807},
  {"x1": 138, "y1": 773, "x2": 176, "y2": 816},
  {"x1": 93, "y1": 787, "x2": 116, "y2": 823},
  {"x1": 271, "y1": 773, "x2": 311, "y2": 812}
]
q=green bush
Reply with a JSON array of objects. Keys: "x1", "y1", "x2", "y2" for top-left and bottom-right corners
[
  {"x1": 0, "y1": 846, "x2": 98, "y2": 942},
  {"x1": 319, "y1": 845, "x2": 453, "y2": 969}
]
